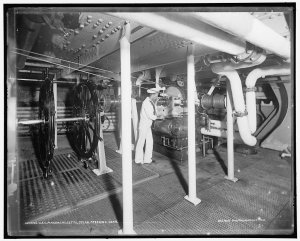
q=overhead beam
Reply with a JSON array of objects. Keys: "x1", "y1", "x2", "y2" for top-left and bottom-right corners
[
  {"x1": 108, "y1": 12, "x2": 246, "y2": 56},
  {"x1": 190, "y1": 12, "x2": 291, "y2": 61}
]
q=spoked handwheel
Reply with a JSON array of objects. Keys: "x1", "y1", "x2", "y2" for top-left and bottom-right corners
[
  {"x1": 38, "y1": 78, "x2": 55, "y2": 178},
  {"x1": 71, "y1": 81, "x2": 101, "y2": 159}
]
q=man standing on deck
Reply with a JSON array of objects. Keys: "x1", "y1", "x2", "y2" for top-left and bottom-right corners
[{"x1": 135, "y1": 87, "x2": 162, "y2": 164}]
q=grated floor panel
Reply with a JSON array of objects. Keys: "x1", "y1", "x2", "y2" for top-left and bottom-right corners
[
  {"x1": 19, "y1": 152, "x2": 158, "y2": 223},
  {"x1": 15, "y1": 134, "x2": 294, "y2": 236}
]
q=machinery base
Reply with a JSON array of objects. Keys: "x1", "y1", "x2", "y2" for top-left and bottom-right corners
[
  {"x1": 224, "y1": 175, "x2": 238, "y2": 183},
  {"x1": 184, "y1": 195, "x2": 201, "y2": 206},
  {"x1": 118, "y1": 228, "x2": 136, "y2": 235},
  {"x1": 92, "y1": 167, "x2": 113, "y2": 176}
]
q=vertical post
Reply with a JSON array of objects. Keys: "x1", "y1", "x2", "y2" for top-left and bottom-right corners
[
  {"x1": 184, "y1": 45, "x2": 201, "y2": 206},
  {"x1": 53, "y1": 74, "x2": 58, "y2": 149},
  {"x1": 116, "y1": 83, "x2": 122, "y2": 153},
  {"x1": 155, "y1": 67, "x2": 163, "y2": 89},
  {"x1": 118, "y1": 23, "x2": 135, "y2": 235},
  {"x1": 92, "y1": 111, "x2": 113, "y2": 176},
  {"x1": 225, "y1": 80, "x2": 238, "y2": 182},
  {"x1": 131, "y1": 98, "x2": 138, "y2": 145}
]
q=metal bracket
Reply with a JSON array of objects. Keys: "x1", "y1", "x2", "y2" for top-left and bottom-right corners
[
  {"x1": 244, "y1": 87, "x2": 257, "y2": 92},
  {"x1": 233, "y1": 110, "x2": 248, "y2": 117},
  {"x1": 121, "y1": 21, "x2": 131, "y2": 41}
]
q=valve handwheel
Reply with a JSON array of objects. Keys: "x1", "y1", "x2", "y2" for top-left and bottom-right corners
[
  {"x1": 38, "y1": 78, "x2": 55, "y2": 178},
  {"x1": 70, "y1": 81, "x2": 101, "y2": 159}
]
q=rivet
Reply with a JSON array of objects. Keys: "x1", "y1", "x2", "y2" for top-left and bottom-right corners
[
  {"x1": 108, "y1": 21, "x2": 112, "y2": 25},
  {"x1": 125, "y1": 20, "x2": 130, "y2": 24},
  {"x1": 97, "y1": 41, "x2": 100, "y2": 44},
  {"x1": 105, "y1": 24, "x2": 109, "y2": 28},
  {"x1": 98, "y1": 30, "x2": 103, "y2": 34},
  {"x1": 78, "y1": 47, "x2": 82, "y2": 51},
  {"x1": 105, "y1": 34, "x2": 109, "y2": 38},
  {"x1": 93, "y1": 34, "x2": 97, "y2": 39},
  {"x1": 102, "y1": 27, "x2": 106, "y2": 30},
  {"x1": 111, "y1": 30, "x2": 115, "y2": 34},
  {"x1": 82, "y1": 44, "x2": 86, "y2": 48},
  {"x1": 69, "y1": 29, "x2": 74, "y2": 33},
  {"x1": 74, "y1": 30, "x2": 79, "y2": 35},
  {"x1": 101, "y1": 38, "x2": 105, "y2": 42},
  {"x1": 93, "y1": 23, "x2": 98, "y2": 28},
  {"x1": 79, "y1": 24, "x2": 84, "y2": 29},
  {"x1": 84, "y1": 22, "x2": 89, "y2": 26},
  {"x1": 117, "y1": 26, "x2": 121, "y2": 30},
  {"x1": 87, "y1": 15, "x2": 92, "y2": 20},
  {"x1": 92, "y1": 44, "x2": 96, "y2": 47},
  {"x1": 98, "y1": 19, "x2": 103, "y2": 23},
  {"x1": 87, "y1": 19, "x2": 92, "y2": 23}
]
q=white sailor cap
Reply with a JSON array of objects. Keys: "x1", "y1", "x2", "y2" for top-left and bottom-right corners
[{"x1": 147, "y1": 88, "x2": 160, "y2": 94}]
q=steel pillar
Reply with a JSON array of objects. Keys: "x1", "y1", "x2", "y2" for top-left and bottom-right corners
[
  {"x1": 93, "y1": 112, "x2": 113, "y2": 176},
  {"x1": 225, "y1": 80, "x2": 238, "y2": 182},
  {"x1": 131, "y1": 98, "x2": 138, "y2": 145},
  {"x1": 118, "y1": 23, "x2": 136, "y2": 235},
  {"x1": 184, "y1": 45, "x2": 201, "y2": 206},
  {"x1": 53, "y1": 77, "x2": 58, "y2": 149}
]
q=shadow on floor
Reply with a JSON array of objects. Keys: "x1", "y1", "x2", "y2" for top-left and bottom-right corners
[
  {"x1": 169, "y1": 159, "x2": 188, "y2": 194},
  {"x1": 213, "y1": 149, "x2": 227, "y2": 175},
  {"x1": 102, "y1": 175, "x2": 123, "y2": 230}
]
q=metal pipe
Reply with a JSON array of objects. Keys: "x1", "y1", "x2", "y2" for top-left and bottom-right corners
[
  {"x1": 212, "y1": 69, "x2": 257, "y2": 146},
  {"x1": 184, "y1": 45, "x2": 201, "y2": 206},
  {"x1": 190, "y1": 12, "x2": 291, "y2": 61},
  {"x1": 108, "y1": 12, "x2": 246, "y2": 56},
  {"x1": 12, "y1": 78, "x2": 77, "y2": 84},
  {"x1": 225, "y1": 80, "x2": 237, "y2": 182},
  {"x1": 18, "y1": 119, "x2": 45, "y2": 125},
  {"x1": 56, "y1": 117, "x2": 87, "y2": 122},
  {"x1": 245, "y1": 64, "x2": 290, "y2": 133},
  {"x1": 119, "y1": 23, "x2": 135, "y2": 234},
  {"x1": 200, "y1": 127, "x2": 242, "y2": 141}
]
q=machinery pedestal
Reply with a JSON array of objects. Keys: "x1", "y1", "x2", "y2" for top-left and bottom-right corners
[
  {"x1": 224, "y1": 176, "x2": 238, "y2": 183},
  {"x1": 184, "y1": 195, "x2": 201, "y2": 206},
  {"x1": 118, "y1": 229, "x2": 136, "y2": 235},
  {"x1": 92, "y1": 167, "x2": 113, "y2": 176}
]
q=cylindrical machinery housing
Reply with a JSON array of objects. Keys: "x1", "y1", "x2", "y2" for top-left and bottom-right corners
[
  {"x1": 153, "y1": 117, "x2": 188, "y2": 138},
  {"x1": 200, "y1": 93, "x2": 226, "y2": 110}
]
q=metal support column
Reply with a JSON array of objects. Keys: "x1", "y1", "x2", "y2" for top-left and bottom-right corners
[
  {"x1": 131, "y1": 98, "x2": 138, "y2": 145},
  {"x1": 155, "y1": 67, "x2": 163, "y2": 88},
  {"x1": 93, "y1": 111, "x2": 113, "y2": 176},
  {"x1": 225, "y1": 80, "x2": 238, "y2": 182},
  {"x1": 118, "y1": 23, "x2": 136, "y2": 235},
  {"x1": 116, "y1": 84, "x2": 122, "y2": 153},
  {"x1": 53, "y1": 75, "x2": 58, "y2": 149},
  {"x1": 184, "y1": 45, "x2": 201, "y2": 206}
]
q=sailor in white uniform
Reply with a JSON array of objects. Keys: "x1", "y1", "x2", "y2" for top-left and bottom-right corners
[{"x1": 135, "y1": 88, "x2": 161, "y2": 164}]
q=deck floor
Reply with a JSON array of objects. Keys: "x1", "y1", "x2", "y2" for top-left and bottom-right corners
[{"x1": 10, "y1": 133, "x2": 294, "y2": 237}]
